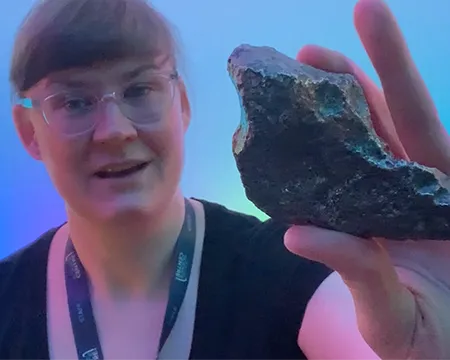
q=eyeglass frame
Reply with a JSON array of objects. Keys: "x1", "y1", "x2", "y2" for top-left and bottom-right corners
[{"x1": 15, "y1": 70, "x2": 180, "y2": 136}]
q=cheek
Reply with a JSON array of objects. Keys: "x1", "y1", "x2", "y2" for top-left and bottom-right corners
[
  {"x1": 142, "y1": 128, "x2": 184, "y2": 182},
  {"x1": 141, "y1": 111, "x2": 186, "y2": 171},
  {"x1": 38, "y1": 135, "x2": 87, "y2": 195}
]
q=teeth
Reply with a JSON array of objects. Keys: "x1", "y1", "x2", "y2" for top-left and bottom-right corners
[
  {"x1": 105, "y1": 165, "x2": 135, "y2": 173},
  {"x1": 95, "y1": 162, "x2": 148, "y2": 177}
]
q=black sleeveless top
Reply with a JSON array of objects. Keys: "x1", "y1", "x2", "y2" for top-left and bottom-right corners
[{"x1": 0, "y1": 199, "x2": 332, "y2": 359}]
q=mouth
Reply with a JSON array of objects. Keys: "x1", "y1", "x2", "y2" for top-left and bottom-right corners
[{"x1": 94, "y1": 162, "x2": 150, "y2": 179}]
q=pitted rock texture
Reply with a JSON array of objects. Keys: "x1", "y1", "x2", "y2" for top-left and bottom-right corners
[{"x1": 228, "y1": 44, "x2": 450, "y2": 240}]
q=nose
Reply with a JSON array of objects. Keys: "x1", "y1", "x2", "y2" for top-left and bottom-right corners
[{"x1": 92, "y1": 101, "x2": 138, "y2": 145}]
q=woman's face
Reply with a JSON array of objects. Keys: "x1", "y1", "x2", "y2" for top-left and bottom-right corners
[{"x1": 14, "y1": 57, "x2": 191, "y2": 223}]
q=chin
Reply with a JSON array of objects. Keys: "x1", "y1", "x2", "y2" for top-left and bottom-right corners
[
  {"x1": 74, "y1": 190, "x2": 158, "y2": 226},
  {"x1": 64, "y1": 167, "x2": 181, "y2": 225},
  {"x1": 106, "y1": 197, "x2": 160, "y2": 222}
]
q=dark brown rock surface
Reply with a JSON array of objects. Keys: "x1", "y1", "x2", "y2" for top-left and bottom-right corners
[{"x1": 228, "y1": 44, "x2": 450, "y2": 240}]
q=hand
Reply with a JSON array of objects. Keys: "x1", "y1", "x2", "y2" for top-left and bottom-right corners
[{"x1": 284, "y1": 0, "x2": 450, "y2": 358}]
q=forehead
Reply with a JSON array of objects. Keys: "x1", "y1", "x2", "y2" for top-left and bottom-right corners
[{"x1": 36, "y1": 55, "x2": 173, "y2": 92}]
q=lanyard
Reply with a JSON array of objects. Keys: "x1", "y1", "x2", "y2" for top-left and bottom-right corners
[{"x1": 64, "y1": 199, "x2": 196, "y2": 360}]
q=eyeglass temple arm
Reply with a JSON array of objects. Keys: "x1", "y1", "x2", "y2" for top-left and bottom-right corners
[{"x1": 16, "y1": 97, "x2": 33, "y2": 109}]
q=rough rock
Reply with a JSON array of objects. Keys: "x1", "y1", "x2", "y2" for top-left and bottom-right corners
[{"x1": 227, "y1": 44, "x2": 450, "y2": 240}]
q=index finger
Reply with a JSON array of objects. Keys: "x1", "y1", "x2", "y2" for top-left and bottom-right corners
[
  {"x1": 354, "y1": 0, "x2": 450, "y2": 174},
  {"x1": 297, "y1": 45, "x2": 408, "y2": 160}
]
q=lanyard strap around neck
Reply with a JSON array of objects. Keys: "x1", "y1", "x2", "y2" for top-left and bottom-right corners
[{"x1": 64, "y1": 199, "x2": 196, "y2": 360}]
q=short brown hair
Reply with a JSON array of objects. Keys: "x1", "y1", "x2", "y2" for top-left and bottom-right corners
[{"x1": 9, "y1": 0, "x2": 177, "y2": 93}]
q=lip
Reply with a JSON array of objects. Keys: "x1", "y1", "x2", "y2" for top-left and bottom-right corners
[{"x1": 93, "y1": 160, "x2": 150, "y2": 176}]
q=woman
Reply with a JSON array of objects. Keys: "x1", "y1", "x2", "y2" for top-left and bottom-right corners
[{"x1": 1, "y1": 0, "x2": 449, "y2": 358}]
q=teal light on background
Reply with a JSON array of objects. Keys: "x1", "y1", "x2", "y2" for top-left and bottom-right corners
[{"x1": 1, "y1": 0, "x2": 449, "y2": 256}]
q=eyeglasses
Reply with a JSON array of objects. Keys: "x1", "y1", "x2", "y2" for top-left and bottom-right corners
[{"x1": 17, "y1": 71, "x2": 179, "y2": 136}]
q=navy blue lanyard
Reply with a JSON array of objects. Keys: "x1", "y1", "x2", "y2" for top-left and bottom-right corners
[{"x1": 64, "y1": 199, "x2": 196, "y2": 360}]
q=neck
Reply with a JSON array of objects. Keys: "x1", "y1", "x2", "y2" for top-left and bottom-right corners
[{"x1": 66, "y1": 191, "x2": 186, "y2": 299}]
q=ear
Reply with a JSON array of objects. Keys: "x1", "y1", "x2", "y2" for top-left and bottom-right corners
[
  {"x1": 177, "y1": 78, "x2": 191, "y2": 132},
  {"x1": 12, "y1": 105, "x2": 42, "y2": 160}
]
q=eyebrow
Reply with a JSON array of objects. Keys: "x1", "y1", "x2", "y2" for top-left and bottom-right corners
[
  {"x1": 44, "y1": 63, "x2": 163, "y2": 90},
  {"x1": 122, "y1": 64, "x2": 160, "y2": 81},
  {"x1": 45, "y1": 80, "x2": 88, "y2": 89}
]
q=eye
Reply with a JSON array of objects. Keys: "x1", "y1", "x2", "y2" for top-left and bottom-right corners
[
  {"x1": 64, "y1": 97, "x2": 94, "y2": 111},
  {"x1": 48, "y1": 93, "x2": 96, "y2": 114},
  {"x1": 123, "y1": 83, "x2": 154, "y2": 100}
]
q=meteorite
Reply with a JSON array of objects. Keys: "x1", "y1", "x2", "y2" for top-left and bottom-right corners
[{"x1": 228, "y1": 44, "x2": 450, "y2": 240}]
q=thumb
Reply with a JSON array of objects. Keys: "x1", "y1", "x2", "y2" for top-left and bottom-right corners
[
  {"x1": 284, "y1": 225, "x2": 390, "y2": 280},
  {"x1": 285, "y1": 226, "x2": 417, "y2": 358}
]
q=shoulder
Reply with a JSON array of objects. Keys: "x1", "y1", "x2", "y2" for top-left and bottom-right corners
[
  {"x1": 0, "y1": 226, "x2": 59, "y2": 303},
  {"x1": 197, "y1": 198, "x2": 333, "y2": 319},
  {"x1": 0, "y1": 226, "x2": 62, "y2": 357},
  {"x1": 198, "y1": 198, "x2": 332, "y2": 282},
  {"x1": 196, "y1": 199, "x2": 378, "y2": 358}
]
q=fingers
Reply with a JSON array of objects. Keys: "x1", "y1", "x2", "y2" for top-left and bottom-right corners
[
  {"x1": 297, "y1": 45, "x2": 408, "y2": 160},
  {"x1": 354, "y1": 0, "x2": 450, "y2": 174},
  {"x1": 285, "y1": 226, "x2": 417, "y2": 358}
]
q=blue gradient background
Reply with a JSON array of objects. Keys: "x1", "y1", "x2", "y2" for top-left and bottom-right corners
[{"x1": 1, "y1": 0, "x2": 449, "y2": 257}]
